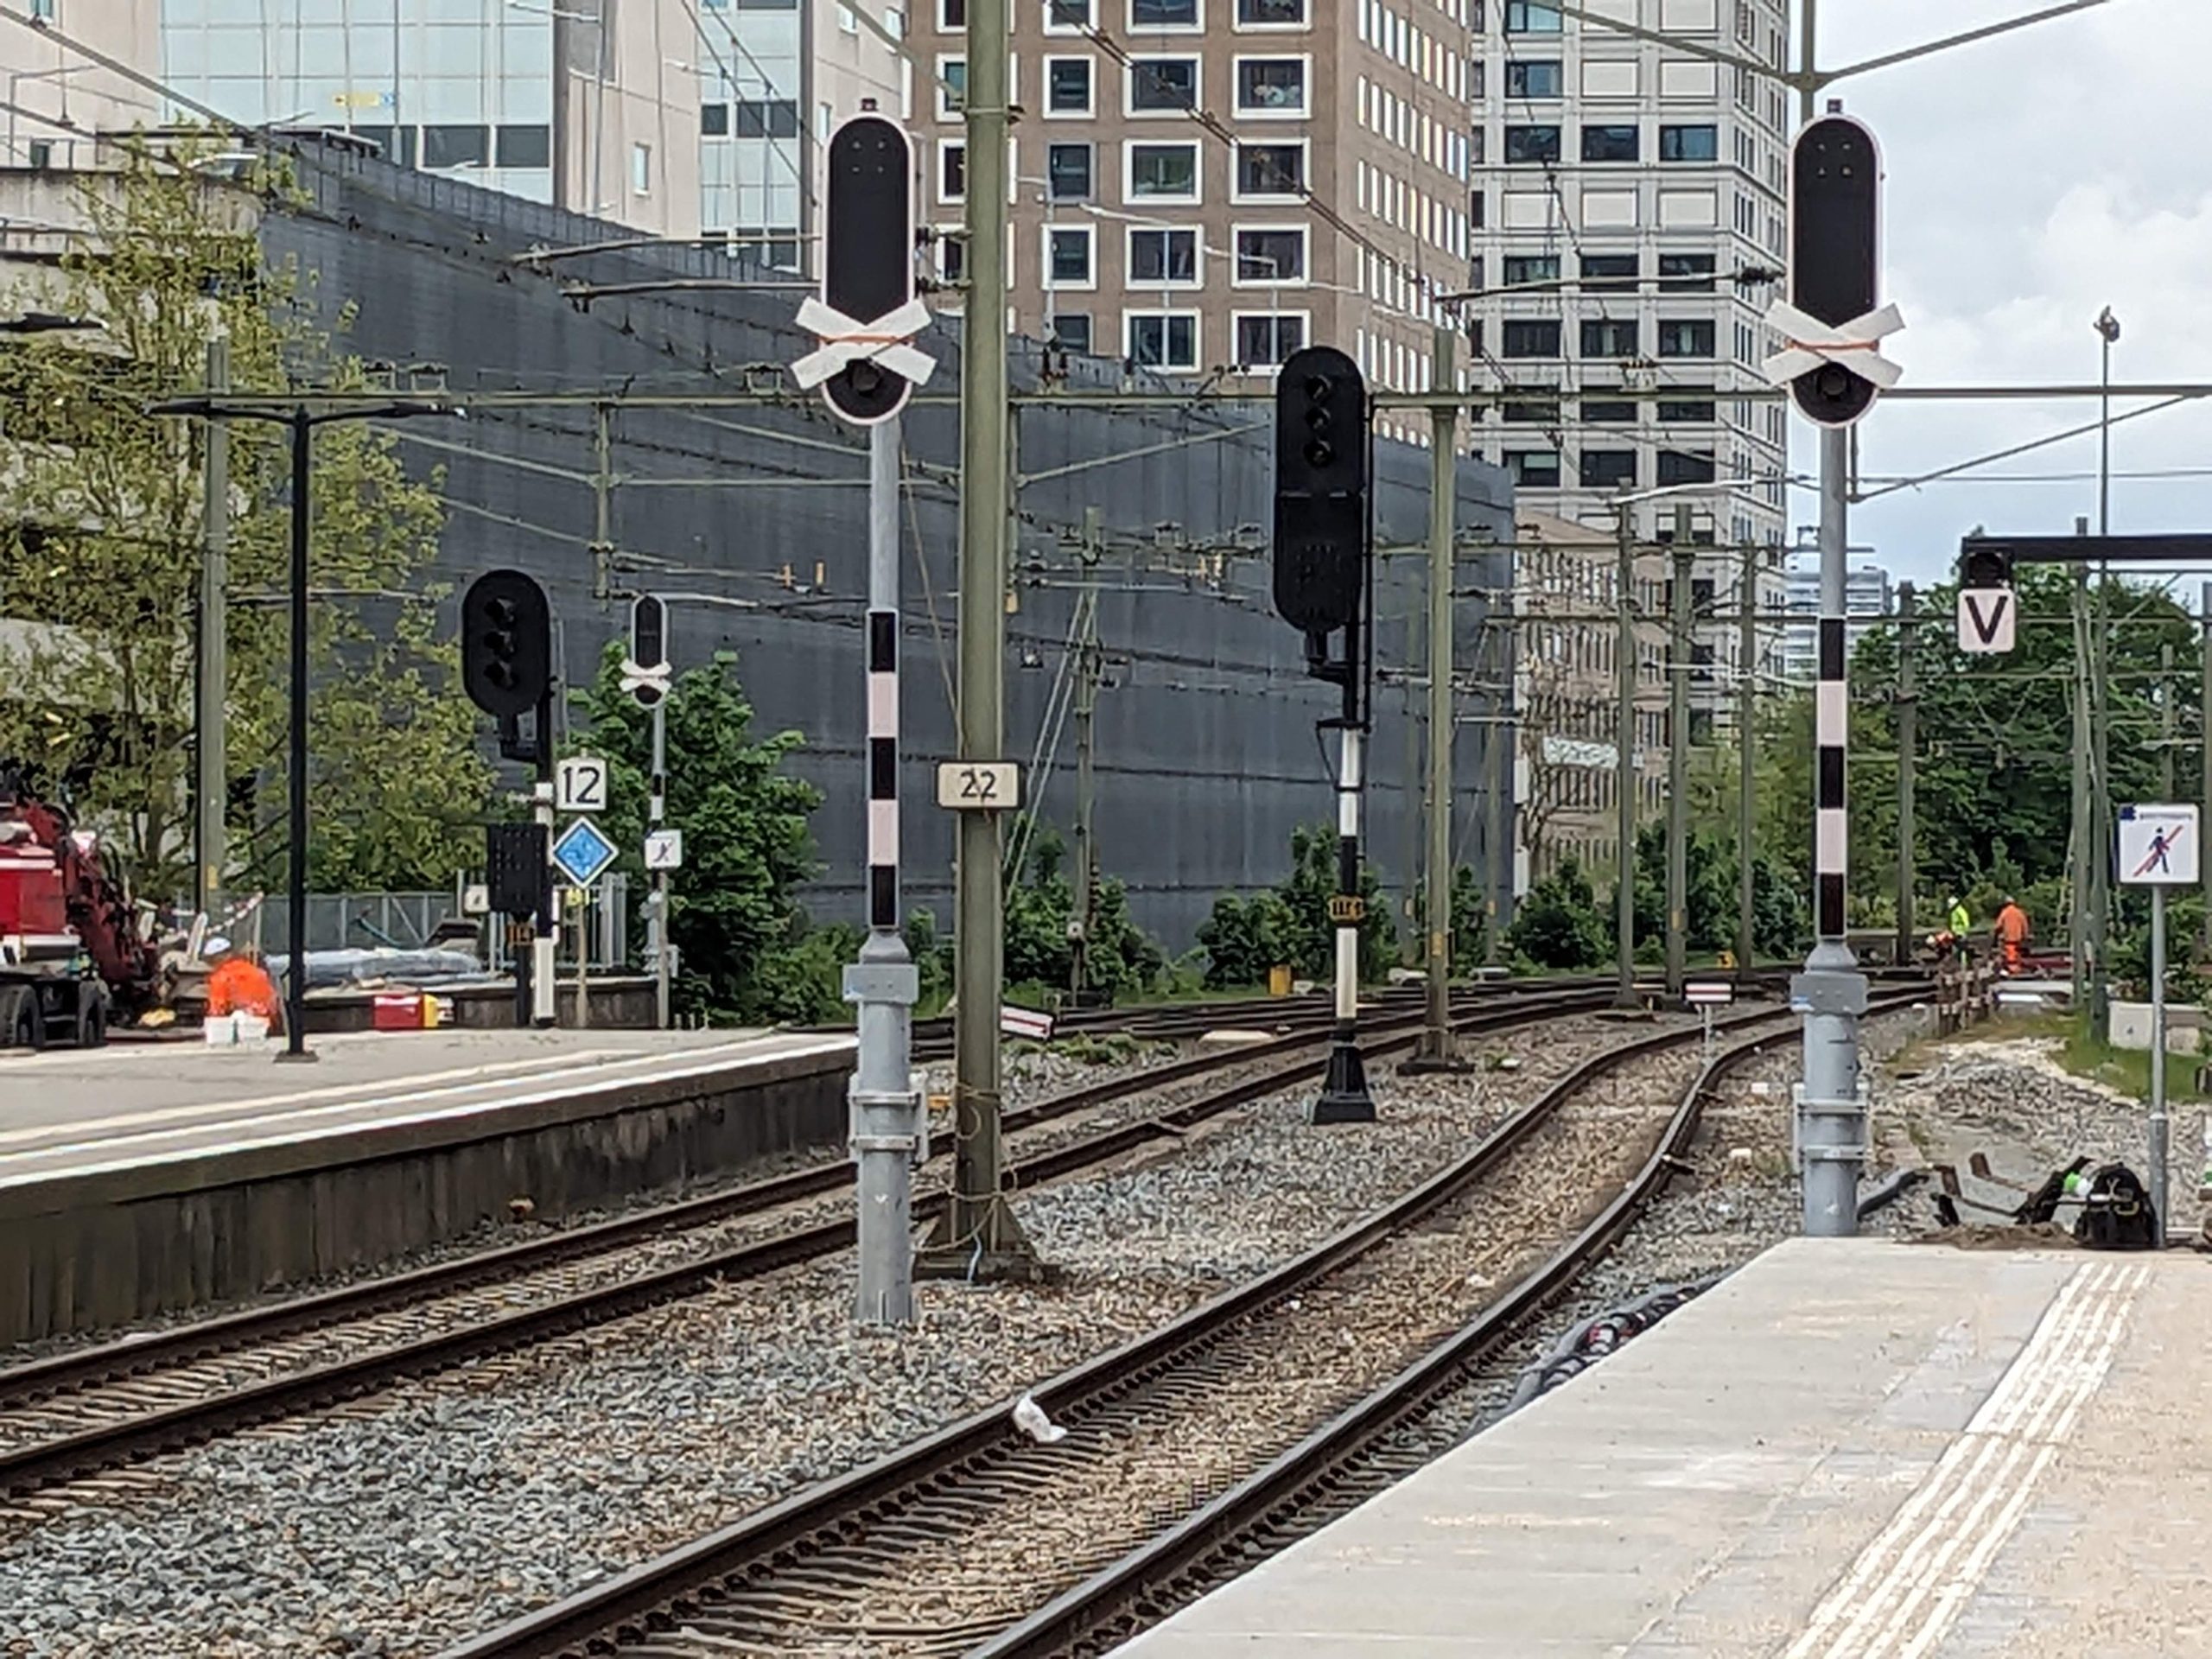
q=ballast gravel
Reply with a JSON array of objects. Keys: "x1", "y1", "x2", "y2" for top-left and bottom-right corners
[{"x1": 0, "y1": 1012, "x2": 1678, "y2": 1659}]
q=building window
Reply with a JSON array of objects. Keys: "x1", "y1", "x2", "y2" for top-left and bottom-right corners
[
  {"x1": 423, "y1": 125, "x2": 490, "y2": 169},
  {"x1": 1501, "y1": 398, "x2": 1561, "y2": 425},
  {"x1": 1503, "y1": 125, "x2": 1560, "y2": 164},
  {"x1": 1581, "y1": 124, "x2": 1640, "y2": 162},
  {"x1": 496, "y1": 125, "x2": 552, "y2": 168},
  {"x1": 1048, "y1": 0, "x2": 1093, "y2": 22},
  {"x1": 1127, "y1": 311, "x2": 1200, "y2": 369},
  {"x1": 1128, "y1": 226, "x2": 1200, "y2": 283},
  {"x1": 1468, "y1": 188, "x2": 1484, "y2": 227},
  {"x1": 1657, "y1": 395, "x2": 1716, "y2": 423},
  {"x1": 1505, "y1": 449, "x2": 1562, "y2": 486},
  {"x1": 1658, "y1": 251, "x2": 1716, "y2": 292},
  {"x1": 1470, "y1": 127, "x2": 1486, "y2": 165},
  {"x1": 1503, "y1": 1, "x2": 1561, "y2": 31},
  {"x1": 1236, "y1": 140, "x2": 1305, "y2": 197},
  {"x1": 27, "y1": 0, "x2": 52, "y2": 16},
  {"x1": 1581, "y1": 397, "x2": 1637, "y2": 424},
  {"x1": 1657, "y1": 449, "x2": 1716, "y2": 485},
  {"x1": 26, "y1": 138, "x2": 51, "y2": 169},
  {"x1": 1130, "y1": 0, "x2": 1201, "y2": 26},
  {"x1": 1580, "y1": 252, "x2": 1637, "y2": 292},
  {"x1": 1657, "y1": 318, "x2": 1715, "y2": 357},
  {"x1": 1047, "y1": 57, "x2": 1094, "y2": 113},
  {"x1": 1128, "y1": 142, "x2": 1200, "y2": 198},
  {"x1": 1500, "y1": 318, "x2": 1560, "y2": 357},
  {"x1": 1048, "y1": 226, "x2": 1096, "y2": 284},
  {"x1": 1235, "y1": 313, "x2": 1306, "y2": 366},
  {"x1": 840, "y1": 3, "x2": 860, "y2": 29},
  {"x1": 1236, "y1": 57, "x2": 1307, "y2": 114},
  {"x1": 941, "y1": 140, "x2": 967, "y2": 201},
  {"x1": 939, "y1": 58, "x2": 968, "y2": 117},
  {"x1": 1234, "y1": 226, "x2": 1306, "y2": 283},
  {"x1": 631, "y1": 143, "x2": 652, "y2": 194},
  {"x1": 1504, "y1": 59, "x2": 1563, "y2": 97},
  {"x1": 938, "y1": 229, "x2": 967, "y2": 284},
  {"x1": 941, "y1": 0, "x2": 965, "y2": 26},
  {"x1": 1047, "y1": 142, "x2": 1094, "y2": 199},
  {"x1": 1580, "y1": 318, "x2": 1639, "y2": 358},
  {"x1": 735, "y1": 100, "x2": 802, "y2": 137},
  {"x1": 1130, "y1": 57, "x2": 1200, "y2": 111},
  {"x1": 1501, "y1": 254, "x2": 1560, "y2": 290},
  {"x1": 701, "y1": 103, "x2": 730, "y2": 137},
  {"x1": 1237, "y1": 0, "x2": 1306, "y2": 23},
  {"x1": 1580, "y1": 449, "x2": 1637, "y2": 488},
  {"x1": 1052, "y1": 312, "x2": 1094, "y2": 353},
  {"x1": 1660, "y1": 124, "x2": 1719, "y2": 162}
]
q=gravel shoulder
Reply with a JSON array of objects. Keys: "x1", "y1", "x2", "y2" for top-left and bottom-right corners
[{"x1": 0, "y1": 1014, "x2": 1677, "y2": 1659}]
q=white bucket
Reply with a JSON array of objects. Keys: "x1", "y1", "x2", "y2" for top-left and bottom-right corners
[{"x1": 203, "y1": 1014, "x2": 271, "y2": 1046}]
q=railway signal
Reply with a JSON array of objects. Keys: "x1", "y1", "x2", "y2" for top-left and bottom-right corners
[
  {"x1": 793, "y1": 114, "x2": 931, "y2": 425},
  {"x1": 1955, "y1": 542, "x2": 2017, "y2": 654},
  {"x1": 461, "y1": 569, "x2": 552, "y2": 720},
  {"x1": 1270, "y1": 344, "x2": 1374, "y2": 1126},
  {"x1": 624, "y1": 594, "x2": 671, "y2": 708},
  {"x1": 1764, "y1": 111, "x2": 1900, "y2": 429},
  {"x1": 1271, "y1": 346, "x2": 1369, "y2": 641}
]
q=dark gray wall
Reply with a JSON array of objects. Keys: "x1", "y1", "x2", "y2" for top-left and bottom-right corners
[{"x1": 268, "y1": 141, "x2": 1516, "y2": 950}]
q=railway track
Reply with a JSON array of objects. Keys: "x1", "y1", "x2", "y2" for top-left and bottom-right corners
[
  {"x1": 0, "y1": 982, "x2": 1615, "y2": 1502},
  {"x1": 440, "y1": 991, "x2": 1924, "y2": 1659}
]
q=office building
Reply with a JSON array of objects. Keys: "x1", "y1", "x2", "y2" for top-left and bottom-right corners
[
  {"x1": 0, "y1": 3, "x2": 162, "y2": 173},
  {"x1": 1781, "y1": 543, "x2": 1891, "y2": 684},
  {"x1": 911, "y1": 0, "x2": 1477, "y2": 406},
  {"x1": 152, "y1": 2, "x2": 700, "y2": 236}
]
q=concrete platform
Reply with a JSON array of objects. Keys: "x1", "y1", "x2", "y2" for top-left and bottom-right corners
[
  {"x1": 0, "y1": 1028, "x2": 854, "y2": 1343},
  {"x1": 1115, "y1": 1237, "x2": 2212, "y2": 1659}
]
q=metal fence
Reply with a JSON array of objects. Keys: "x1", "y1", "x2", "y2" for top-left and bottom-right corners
[{"x1": 200, "y1": 875, "x2": 632, "y2": 970}]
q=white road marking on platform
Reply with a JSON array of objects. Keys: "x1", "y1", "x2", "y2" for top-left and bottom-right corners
[
  {"x1": 1782, "y1": 1259, "x2": 2146, "y2": 1659},
  {"x1": 0, "y1": 1036, "x2": 851, "y2": 1179},
  {"x1": 0, "y1": 1052, "x2": 629, "y2": 1147}
]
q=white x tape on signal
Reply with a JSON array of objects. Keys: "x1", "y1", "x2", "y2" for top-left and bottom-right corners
[
  {"x1": 791, "y1": 296, "x2": 938, "y2": 391},
  {"x1": 1759, "y1": 299, "x2": 1906, "y2": 391}
]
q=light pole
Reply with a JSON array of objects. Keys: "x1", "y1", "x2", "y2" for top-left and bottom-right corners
[
  {"x1": 2087, "y1": 306, "x2": 2120, "y2": 1034},
  {"x1": 150, "y1": 390, "x2": 461, "y2": 1061}
]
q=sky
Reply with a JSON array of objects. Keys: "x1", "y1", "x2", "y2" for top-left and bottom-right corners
[{"x1": 1786, "y1": 0, "x2": 2212, "y2": 590}]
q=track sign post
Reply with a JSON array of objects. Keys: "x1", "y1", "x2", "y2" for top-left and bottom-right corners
[
  {"x1": 792, "y1": 115, "x2": 931, "y2": 425},
  {"x1": 1762, "y1": 112, "x2": 1901, "y2": 429},
  {"x1": 1271, "y1": 345, "x2": 1370, "y2": 639},
  {"x1": 461, "y1": 569, "x2": 551, "y2": 719},
  {"x1": 1955, "y1": 541, "x2": 2017, "y2": 654}
]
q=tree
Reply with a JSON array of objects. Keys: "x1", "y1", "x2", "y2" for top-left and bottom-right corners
[
  {"x1": 1197, "y1": 822, "x2": 1396, "y2": 988},
  {"x1": 0, "y1": 137, "x2": 488, "y2": 899},
  {"x1": 997, "y1": 829, "x2": 1165, "y2": 1001},
  {"x1": 570, "y1": 644, "x2": 838, "y2": 1023},
  {"x1": 1507, "y1": 857, "x2": 1609, "y2": 969}
]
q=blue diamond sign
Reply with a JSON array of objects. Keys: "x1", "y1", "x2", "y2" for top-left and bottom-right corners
[{"x1": 551, "y1": 817, "x2": 619, "y2": 887}]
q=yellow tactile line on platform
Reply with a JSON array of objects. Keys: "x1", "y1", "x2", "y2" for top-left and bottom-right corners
[{"x1": 1782, "y1": 1258, "x2": 2148, "y2": 1659}]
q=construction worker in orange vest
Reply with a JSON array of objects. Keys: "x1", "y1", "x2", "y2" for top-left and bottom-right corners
[
  {"x1": 206, "y1": 938, "x2": 284, "y2": 1032},
  {"x1": 1993, "y1": 897, "x2": 2031, "y2": 976}
]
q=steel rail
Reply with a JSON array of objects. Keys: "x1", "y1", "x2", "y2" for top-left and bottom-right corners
[
  {"x1": 0, "y1": 988, "x2": 1620, "y2": 1499},
  {"x1": 437, "y1": 993, "x2": 1856, "y2": 1659},
  {"x1": 969, "y1": 990, "x2": 1926, "y2": 1658}
]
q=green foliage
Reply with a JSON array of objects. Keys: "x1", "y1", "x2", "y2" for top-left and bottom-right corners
[
  {"x1": 0, "y1": 136, "x2": 488, "y2": 896},
  {"x1": 1406, "y1": 864, "x2": 1491, "y2": 970},
  {"x1": 570, "y1": 645, "x2": 832, "y2": 1024},
  {"x1": 998, "y1": 829, "x2": 1166, "y2": 1002},
  {"x1": 2110, "y1": 889, "x2": 2210, "y2": 1005},
  {"x1": 1615, "y1": 822, "x2": 1805, "y2": 960},
  {"x1": 1508, "y1": 856, "x2": 1610, "y2": 969},
  {"x1": 1197, "y1": 823, "x2": 1398, "y2": 988}
]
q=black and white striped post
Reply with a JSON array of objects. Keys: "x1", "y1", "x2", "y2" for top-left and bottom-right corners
[
  {"x1": 795, "y1": 110, "x2": 934, "y2": 1325},
  {"x1": 1766, "y1": 108, "x2": 1896, "y2": 1236}
]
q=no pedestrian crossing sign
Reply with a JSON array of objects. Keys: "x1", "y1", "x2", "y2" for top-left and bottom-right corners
[
  {"x1": 2117, "y1": 804, "x2": 2199, "y2": 887},
  {"x1": 551, "y1": 817, "x2": 620, "y2": 887}
]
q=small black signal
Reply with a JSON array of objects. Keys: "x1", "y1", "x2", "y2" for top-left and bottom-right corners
[
  {"x1": 461, "y1": 569, "x2": 551, "y2": 719},
  {"x1": 1272, "y1": 346, "x2": 1370, "y2": 637},
  {"x1": 1787, "y1": 112, "x2": 1883, "y2": 428},
  {"x1": 823, "y1": 115, "x2": 916, "y2": 425}
]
